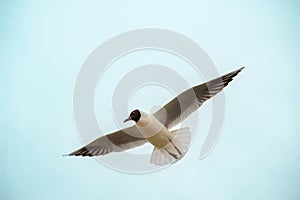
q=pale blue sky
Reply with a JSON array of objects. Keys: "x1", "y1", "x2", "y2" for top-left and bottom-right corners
[{"x1": 1, "y1": 0, "x2": 300, "y2": 200}]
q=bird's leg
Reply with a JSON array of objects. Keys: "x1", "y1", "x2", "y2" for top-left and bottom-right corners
[
  {"x1": 169, "y1": 138, "x2": 182, "y2": 156},
  {"x1": 165, "y1": 148, "x2": 180, "y2": 159}
]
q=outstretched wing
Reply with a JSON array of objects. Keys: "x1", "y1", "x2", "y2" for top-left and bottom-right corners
[
  {"x1": 153, "y1": 67, "x2": 244, "y2": 129},
  {"x1": 67, "y1": 126, "x2": 148, "y2": 157}
]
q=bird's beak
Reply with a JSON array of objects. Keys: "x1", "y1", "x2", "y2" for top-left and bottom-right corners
[{"x1": 123, "y1": 116, "x2": 132, "y2": 123}]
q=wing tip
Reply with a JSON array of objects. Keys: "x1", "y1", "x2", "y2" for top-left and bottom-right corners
[
  {"x1": 222, "y1": 66, "x2": 245, "y2": 83},
  {"x1": 65, "y1": 147, "x2": 94, "y2": 157},
  {"x1": 231, "y1": 66, "x2": 245, "y2": 75},
  {"x1": 237, "y1": 66, "x2": 245, "y2": 73}
]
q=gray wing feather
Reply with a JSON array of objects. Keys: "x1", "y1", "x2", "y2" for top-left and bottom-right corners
[
  {"x1": 153, "y1": 67, "x2": 244, "y2": 129},
  {"x1": 67, "y1": 126, "x2": 147, "y2": 157}
]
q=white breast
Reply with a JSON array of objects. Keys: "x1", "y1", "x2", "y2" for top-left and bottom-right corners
[{"x1": 136, "y1": 112, "x2": 165, "y2": 138}]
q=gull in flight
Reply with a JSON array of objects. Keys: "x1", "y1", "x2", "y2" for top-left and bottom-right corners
[{"x1": 66, "y1": 67, "x2": 244, "y2": 165}]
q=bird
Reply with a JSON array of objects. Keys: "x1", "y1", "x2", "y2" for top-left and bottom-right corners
[{"x1": 66, "y1": 67, "x2": 244, "y2": 166}]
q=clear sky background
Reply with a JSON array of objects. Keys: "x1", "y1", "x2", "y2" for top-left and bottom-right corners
[{"x1": 1, "y1": 0, "x2": 300, "y2": 200}]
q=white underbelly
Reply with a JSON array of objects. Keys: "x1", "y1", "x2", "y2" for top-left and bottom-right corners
[{"x1": 136, "y1": 115, "x2": 171, "y2": 148}]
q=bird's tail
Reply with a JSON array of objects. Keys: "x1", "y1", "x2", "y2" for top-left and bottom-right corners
[{"x1": 150, "y1": 127, "x2": 191, "y2": 166}]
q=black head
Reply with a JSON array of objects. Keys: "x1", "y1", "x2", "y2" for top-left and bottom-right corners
[{"x1": 123, "y1": 109, "x2": 141, "y2": 123}]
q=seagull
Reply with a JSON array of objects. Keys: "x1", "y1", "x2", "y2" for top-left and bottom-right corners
[{"x1": 66, "y1": 67, "x2": 244, "y2": 165}]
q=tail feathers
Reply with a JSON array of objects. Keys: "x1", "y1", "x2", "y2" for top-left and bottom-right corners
[
  {"x1": 170, "y1": 127, "x2": 191, "y2": 157},
  {"x1": 150, "y1": 127, "x2": 191, "y2": 166},
  {"x1": 150, "y1": 147, "x2": 176, "y2": 166}
]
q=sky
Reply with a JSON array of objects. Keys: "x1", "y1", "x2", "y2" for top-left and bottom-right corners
[{"x1": 1, "y1": 0, "x2": 300, "y2": 200}]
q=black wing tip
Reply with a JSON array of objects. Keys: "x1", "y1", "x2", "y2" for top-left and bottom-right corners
[
  {"x1": 231, "y1": 66, "x2": 245, "y2": 75},
  {"x1": 65, "y1": 147, "x2": 95, "y2": 157},
  {"x1": 215, "y1": 67, "x2": 245, "y2": 88},
  {"x1": 224, "y1": 66, "x2": 245, "y2": 79},
  {"x1": 237, "y1": 66, "x2": 245, "y2": 73}
]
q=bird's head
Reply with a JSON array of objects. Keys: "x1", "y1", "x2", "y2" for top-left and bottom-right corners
[{"x1": 123, "y1": 109, "x2": 141, "y2": 123}]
